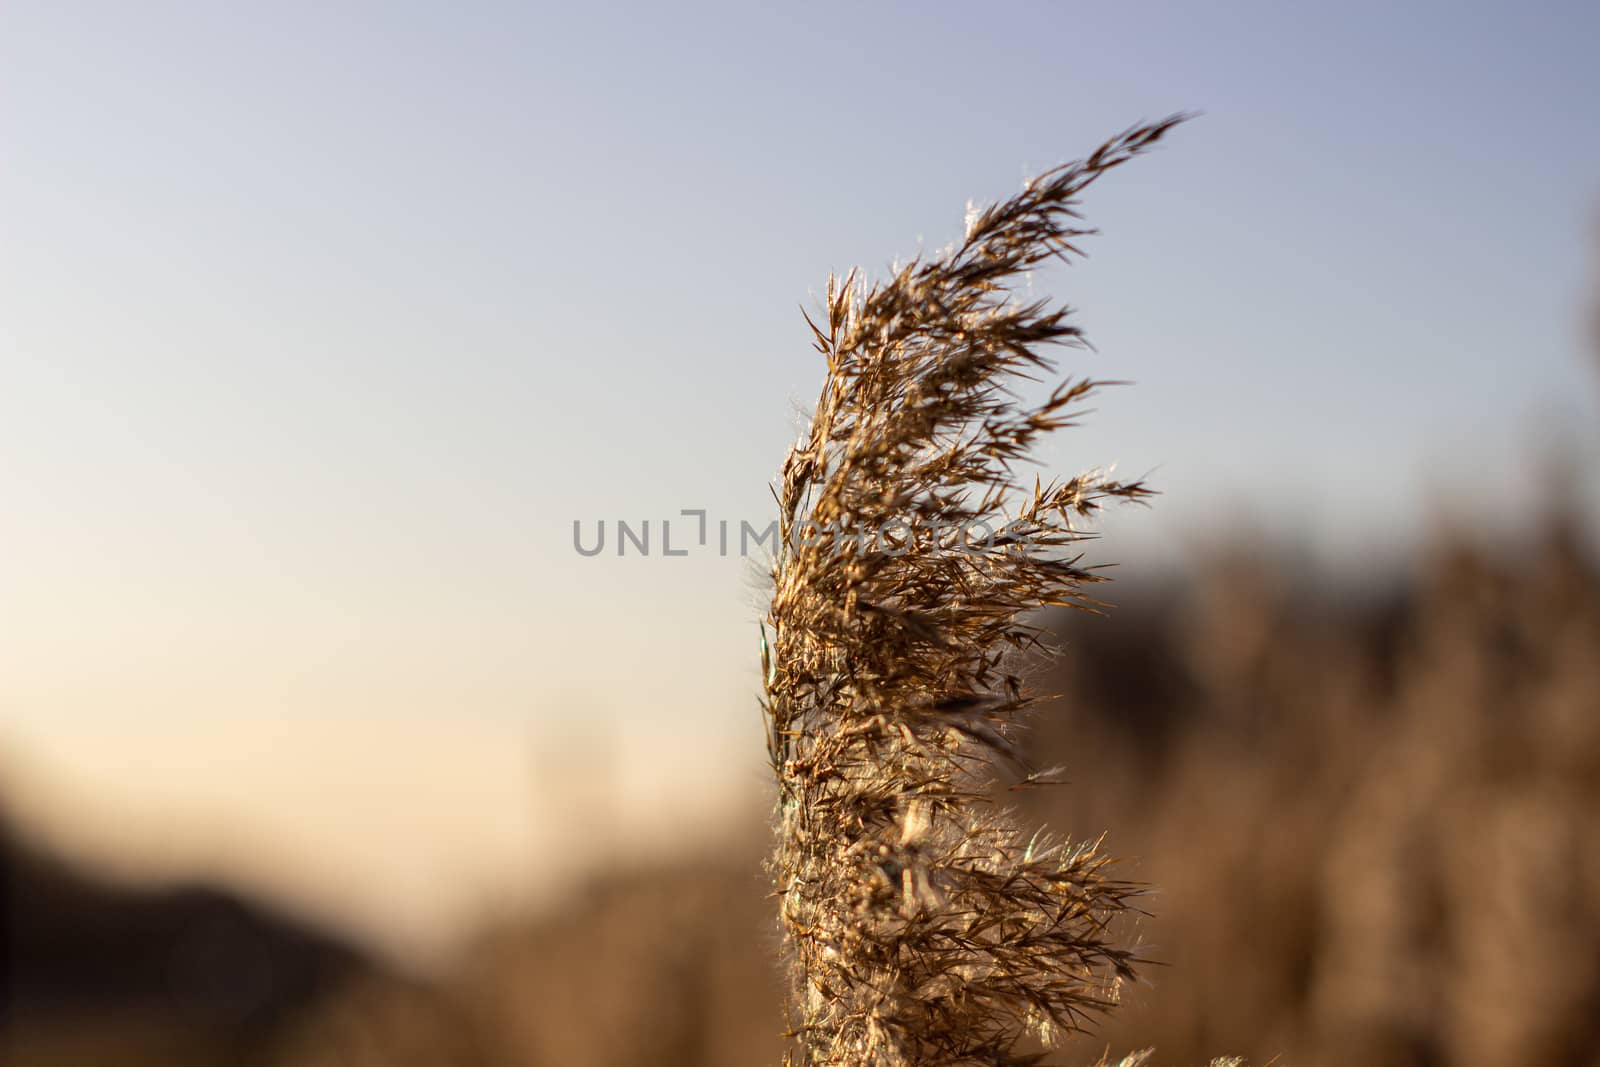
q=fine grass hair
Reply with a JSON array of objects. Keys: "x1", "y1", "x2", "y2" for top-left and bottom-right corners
[{"x1": 761, "y1": 116, "x2": 1196, "y2": 1067}]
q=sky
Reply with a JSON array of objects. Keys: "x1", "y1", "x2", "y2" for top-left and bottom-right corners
[{"x1": 2, "y1": 1, "x2": 1598, "y2": 963}]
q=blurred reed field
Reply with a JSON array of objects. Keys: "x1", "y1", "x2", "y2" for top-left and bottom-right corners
[{"x1": 5, "y1": 506, "x2": 1598, "y2": 1067}]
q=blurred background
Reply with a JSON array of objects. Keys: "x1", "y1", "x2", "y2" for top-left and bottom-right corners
[{"x1": 3, "y1": 2, "x2": 1598, "y2": 1065}]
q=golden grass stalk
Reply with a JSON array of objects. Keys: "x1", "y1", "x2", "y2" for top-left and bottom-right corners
[{"x1": 762, "y1": 116, "x2": 1189, "y2": 1067}]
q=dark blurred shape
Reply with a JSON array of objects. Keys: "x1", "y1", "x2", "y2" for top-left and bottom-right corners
[{"x1": 1, "y1": 819, "x2": 368, "y2": 1065}]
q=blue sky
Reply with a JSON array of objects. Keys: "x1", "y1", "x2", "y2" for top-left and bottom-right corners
[{"x1": 2, "y1": 1, "x2": 1597, "y2": 957}]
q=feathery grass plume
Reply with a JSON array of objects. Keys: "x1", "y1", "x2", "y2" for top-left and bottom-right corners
[{"x1": 763, "y1": 117, "x2": 1189, "y2": 1067}]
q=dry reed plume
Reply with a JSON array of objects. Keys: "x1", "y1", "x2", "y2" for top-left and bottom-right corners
[{"x1": 762, "y1": 117, "x2": 1193, "y2": 1067}]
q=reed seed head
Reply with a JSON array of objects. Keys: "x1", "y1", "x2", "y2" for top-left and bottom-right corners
[{"x1": 763, "y1": 116, "x2": 1191, "y2": 1067}]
